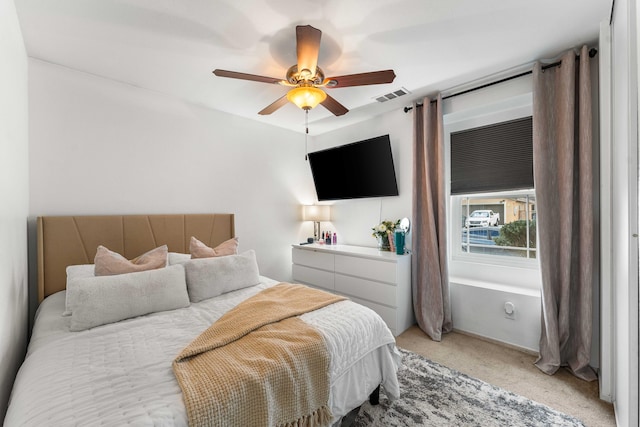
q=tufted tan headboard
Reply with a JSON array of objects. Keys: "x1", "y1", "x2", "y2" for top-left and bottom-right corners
[{"x1": 37, "y1": 214, "x2": 235, "y2": 302}]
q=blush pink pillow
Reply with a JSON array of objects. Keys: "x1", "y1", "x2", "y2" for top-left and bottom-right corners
[
  {"x1": 190, "y1": 237, "x2": 238, "y2": 259},
  {"x1": 94, "y1": 245, "x2": 168, "y2": 276}
]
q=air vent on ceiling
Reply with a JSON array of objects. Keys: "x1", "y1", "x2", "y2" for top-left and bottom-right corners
[{"x1": 374, "y1": 87, "x2": 411, "y2": 103}]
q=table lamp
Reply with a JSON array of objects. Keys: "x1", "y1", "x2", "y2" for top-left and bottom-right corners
[{"x1": 302, "y1": 205, "x2": 331, "y2": 242}]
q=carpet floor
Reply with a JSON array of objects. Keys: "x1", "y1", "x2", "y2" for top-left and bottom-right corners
[
  {"x1": 395, "y1": 327, "x2": 615, "y2": 426},
  {"x1": 351, "y1": 348, "x2": 586, "y2": 426}
]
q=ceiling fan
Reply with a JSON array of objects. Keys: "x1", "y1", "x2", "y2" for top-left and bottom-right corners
[{"x1": 213, "y1": 25, "x2": 396, "y2": 117}]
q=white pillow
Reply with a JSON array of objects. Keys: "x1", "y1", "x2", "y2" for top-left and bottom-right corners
[
  {"x1": 68, "y1": 264, "x2": 190, "y2": 331},
  {"x1": 67, "y1": 264, "x2": 95, "y2": 279},
  {"x1": 183, "y1": 250, "x2": 260, "y2": 303},
  {"x1": 168, "y1": 252, "x2": 191, "y2": 265},
  {"x1": 63, "y1": 264, "x2": 97, "y2": 316},
  {"x1": 64, "y1": 251, "x2": 174, "y2": 316}
]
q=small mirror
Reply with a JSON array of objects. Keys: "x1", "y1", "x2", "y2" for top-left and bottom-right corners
[{"x1": 399, "y1": 217, "x2": 410, "y2": 233}]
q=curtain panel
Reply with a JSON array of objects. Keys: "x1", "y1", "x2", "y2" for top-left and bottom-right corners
[
  {"x1": 532, "y1": 45, "x2": 597, "y2": 381},
  {"x1": 411, "y1": 95, "x2": 452, "y2": 341}
]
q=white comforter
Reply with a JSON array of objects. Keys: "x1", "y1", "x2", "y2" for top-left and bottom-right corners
[{"x1": 5, "y1": 277, "x2": 400, "y2": 426}]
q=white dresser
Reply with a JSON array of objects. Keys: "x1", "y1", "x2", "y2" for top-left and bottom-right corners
[{"x1": 292, "y1": 244, "x2": 414, "y2": 336}]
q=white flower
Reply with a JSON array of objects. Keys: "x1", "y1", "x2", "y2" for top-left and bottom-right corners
[{"x1": 372, "y1": 219, "x2": 400, "y2": 239}]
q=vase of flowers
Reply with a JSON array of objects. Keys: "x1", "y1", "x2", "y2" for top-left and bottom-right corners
[{"x1": 372, "y1": 219, "x2": 400, "y2": 251}]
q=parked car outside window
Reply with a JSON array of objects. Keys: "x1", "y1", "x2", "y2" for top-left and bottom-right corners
[
  {"x1": 455, "y1": 193, "x2": 537, "y2": 260},
  {"x1": 464, "y1": 210, "x2": 500, "y2": 227}
]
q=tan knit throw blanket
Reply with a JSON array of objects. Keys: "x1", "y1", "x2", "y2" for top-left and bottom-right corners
[{"x1": 173, "y1": 283, "x2": 346, "y2": 427}]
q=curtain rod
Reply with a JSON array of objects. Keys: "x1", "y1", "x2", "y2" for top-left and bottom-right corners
[
  {"x1": 403, "y1": 48, "x2": 598, "y2": 113},
  {"x1": 610, "y1": 0, "x2": 615, "y2": 25}
]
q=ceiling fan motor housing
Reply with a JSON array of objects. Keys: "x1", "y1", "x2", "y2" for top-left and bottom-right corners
[{"x1": 286, "y1": 65, "x2": 325, "y2": 86}]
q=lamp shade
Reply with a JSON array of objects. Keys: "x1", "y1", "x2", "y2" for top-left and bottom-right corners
[
  {"x1": 302, "y1": 205, "x2": 331, "y2": 222},
  {"x1": 287, "y1": 86, "x2": 327, "y2": 110}
]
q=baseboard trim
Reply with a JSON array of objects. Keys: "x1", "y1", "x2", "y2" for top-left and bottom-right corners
[{"x1": 452, "y1": 328, "x2": 539, "y2": 357}]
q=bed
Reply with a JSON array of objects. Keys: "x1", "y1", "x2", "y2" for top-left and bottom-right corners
[{"x1": 5, "y1": 214, "x2": 401, "y2": 426}]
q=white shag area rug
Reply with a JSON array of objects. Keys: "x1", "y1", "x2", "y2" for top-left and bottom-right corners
[{"x1": 351, "y1": 349, "x2": 586, "y2": 427}]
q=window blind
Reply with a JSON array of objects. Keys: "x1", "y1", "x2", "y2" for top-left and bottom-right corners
[{"x1": 450, "y1": 116, "x2": 533, "y2": 194}]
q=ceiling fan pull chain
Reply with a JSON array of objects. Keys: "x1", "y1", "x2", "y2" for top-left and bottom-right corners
[{"x1": 305, "y1": 109, "x2": 309, "y2": 161}]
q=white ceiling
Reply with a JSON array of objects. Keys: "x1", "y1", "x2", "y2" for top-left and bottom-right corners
[{"x1": 16, "y1": 0, "x2": 612, "y2": 135}]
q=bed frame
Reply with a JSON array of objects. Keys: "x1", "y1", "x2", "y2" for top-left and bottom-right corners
[
  {"x1": 35, "y1": 212, "x2": 381, "y2": 408},
  {"x1": 37, "y1": 214, "x2": 235, "y2": 302}
]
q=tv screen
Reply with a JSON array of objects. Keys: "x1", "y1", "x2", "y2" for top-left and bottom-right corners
[{"x1": 308, "y1": 134, "x2": 399, "y2": 201}]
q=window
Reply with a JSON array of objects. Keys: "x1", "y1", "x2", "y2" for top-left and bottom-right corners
[
  {"x1": 456, "y1": 192, "x2": 536, "y2": 259},
  {"x1": 445, "y1": 91, "x2": 539, "y2": 293},
  {"x1": 445, "y1": 94, "x2": 538, "y2": 270},
  {"x1": 449, "y1": 115, "x2": 536, "y2": 264}
]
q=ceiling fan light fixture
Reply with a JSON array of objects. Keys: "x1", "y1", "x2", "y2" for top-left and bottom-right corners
[{"x1": 286, "y1": 86, "x2": 327, "y2": 110}]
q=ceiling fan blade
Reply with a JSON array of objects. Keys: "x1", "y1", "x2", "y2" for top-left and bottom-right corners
[
  {"x1": 296, "y1": 25, "x2": 322, "y2": 77},
  {"x1": 258, "y1": 95, "x2": 289, "y2": 115},
  {"x1": 324, "y1": 70, "x2": 396, "y2": 88},
  {"x1": 320, "y1": 94, "x2": 349, "y2": 116},
  {"x1": 213, "y1": 69, "x2": 283, "y2": 84}
]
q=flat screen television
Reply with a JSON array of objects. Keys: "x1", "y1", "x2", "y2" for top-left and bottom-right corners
[{"x1": 308, "y1": 134, "x2": 399, "y2": 201}]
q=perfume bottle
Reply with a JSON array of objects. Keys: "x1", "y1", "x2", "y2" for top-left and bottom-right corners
[{"x1": 332, "y1": 232, "x2": 337, "y2": 245}]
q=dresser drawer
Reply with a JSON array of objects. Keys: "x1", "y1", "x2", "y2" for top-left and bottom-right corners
[
  {"x1": 334, "y1": 254, "x2": 397, "y2": 284},
  {"x1": 292, "y1": 264, "x2": 335, "y2": 291},
  {"x1": 292, "y1": 244, "x2": 413, "y2": 337},
  {"x1": 348, "y1": 295, "x2": 397, "y2": 333},
  {"x1": 292, "y1": 248, "x2": 334, "y2": 271},
  {"x1": 335, "y1": 273, "x2": 397, "y2": 306}
]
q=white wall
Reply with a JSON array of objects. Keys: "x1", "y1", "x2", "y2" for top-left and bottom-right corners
[
  {"x1": 28, "y1": 59, "x2": 317, "y2": 285},
  {"x1": 450, "y1": 282, "x2": 540, "y2": 351},
  {"x1": 609, "y1": 0, "x2": 640, "y2": 424},
  {"x1": 0, "y1": 0, "x2": 29, "y2": 420}
]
